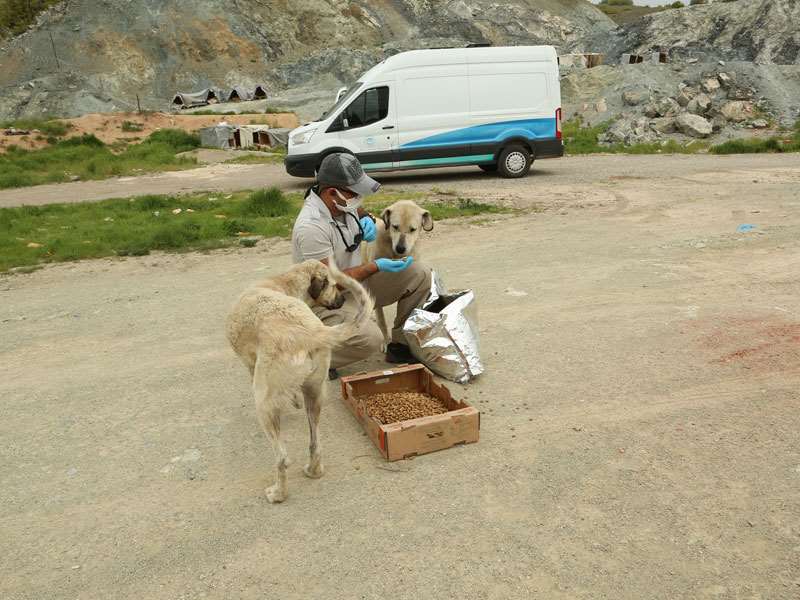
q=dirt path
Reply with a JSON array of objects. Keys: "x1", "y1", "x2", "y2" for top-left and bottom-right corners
[
  {"x1": 1, "y1": 153, "x2": 800, "y2": 207},
  {"x1": 2, "y1": 156, "x2": 799, "y2": 599}
]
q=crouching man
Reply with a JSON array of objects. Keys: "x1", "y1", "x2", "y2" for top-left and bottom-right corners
[{"x1": 291, "y1": 153, "x2": 431, "y2": 377}]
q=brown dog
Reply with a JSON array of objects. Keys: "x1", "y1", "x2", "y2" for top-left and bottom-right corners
[{"x1": 226, "y1": 259, "x2": 374, "y2": 503}]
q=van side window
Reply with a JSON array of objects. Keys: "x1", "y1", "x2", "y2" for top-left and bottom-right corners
[{"x1": 332, "y1": 86, "x2": 389, "y2": 131}]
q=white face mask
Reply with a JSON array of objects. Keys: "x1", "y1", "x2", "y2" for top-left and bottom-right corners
[{"x1": 333, "y1": 189, "x2": 363, "y2": 216}]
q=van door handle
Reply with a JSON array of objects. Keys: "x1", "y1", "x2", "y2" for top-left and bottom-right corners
[{"x1": 382, "y1": 125, "x2": 395, "y2": 130}]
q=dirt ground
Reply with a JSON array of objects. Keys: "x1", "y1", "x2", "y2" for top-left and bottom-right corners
[
  {"x1": 0, "y1": 111, "x2": 299, "y2": 153},
  {"x1": 1, "y1": 155, "x2": 799, "y2": 599}
]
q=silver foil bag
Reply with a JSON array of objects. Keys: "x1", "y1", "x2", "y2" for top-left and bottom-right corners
[{"x1": 402, "y1": 272, "x2": 483, "y2": 383}]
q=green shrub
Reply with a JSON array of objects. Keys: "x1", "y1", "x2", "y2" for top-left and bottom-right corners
[
  {"x1": 240, "y1": 187, "x2": 293, "y2": 217},
  {"x1": 0, "y1": 0, "x2": 61, "y2": 36},
  {"x1": 143, "y1": 129, "x2": 200, "y2": 152},
  {"x1": 670, "y1": 1, "x2": 685, "y2": 7},
  {"x1": 222, "y1": 219, "x2": 251, "y2": 236},
  {"x1": 0, "y1": 117, "x2": 71, "y2": 137}
]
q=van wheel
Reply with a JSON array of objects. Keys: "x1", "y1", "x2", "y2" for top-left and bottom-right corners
[
  {"x1": 478, "y1": 164, "x2": 498, "y2": 173},
  {"x1": 497, "y1": 145, "x2": 532, "y2": 178}
]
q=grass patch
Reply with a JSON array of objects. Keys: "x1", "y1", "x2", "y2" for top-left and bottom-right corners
[
  {"x1": 0, "y1": 189, "x2": 509, "y2": 272},
  {"x1": 224, "y1": 153, "x2": 285, "y2": 165},
  {"x1": 0, "y1": 129, "x2": 200, "y2": 189},
  {"x1": 710, "y1": 121, "x2": 800, "y2": 154},
  {"x1": 562, "y1": 118, "x2": 707, "y2": 155},
  {"x1": 120, "y1": 120, "x2": 144, "y2": 133},
  {"x1": 1, "y1": 117, "x2": 72, "y2": 137}
]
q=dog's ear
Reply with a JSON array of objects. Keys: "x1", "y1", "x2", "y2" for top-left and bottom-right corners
[
  {"x1": 308, "y1": 275, "x2": 328, "y2": 299},
  {"x1": 421, "y1": 210, "x2": 434, "y2": 232},
  {"x1": 382, "y1": 208, "x2": 391, "y2": 229}
]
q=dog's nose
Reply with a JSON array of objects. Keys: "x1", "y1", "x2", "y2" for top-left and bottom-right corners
[
  {"x1": 395, "y1": 244, "x2": 406, "y2": 254},
  {"x1": 331, "y1": 294, "x2": 345, "y2": 309}
]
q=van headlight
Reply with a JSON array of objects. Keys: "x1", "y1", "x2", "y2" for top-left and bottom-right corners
[{"x1": 291, "y1": 129, "x2": 317, "y2": 146}]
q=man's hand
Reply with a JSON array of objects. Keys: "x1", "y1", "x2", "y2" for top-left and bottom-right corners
[
  {"x1": 360, "y1": 216, "x2": 376, "y2": 242},
  {"x1": 375, "y1": 257, "x2": 414, "y2": 273}
]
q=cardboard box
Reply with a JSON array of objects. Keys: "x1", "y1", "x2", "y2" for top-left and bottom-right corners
[{"x1": 340, "y1": 364, "x2": 480, "y2": 461}]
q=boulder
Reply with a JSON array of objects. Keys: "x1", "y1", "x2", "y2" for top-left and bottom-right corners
[
  {"x1": 676, "y1": 87, "x2": 696, "y2": 107},
  {"x1": 644, "y1": 96, "x2": 679, "y2": 118},
  {"x1": 622, "y1": 90, "x2": 645, "y2": 106},
  {"x1": 717, "y1": 72, "x2": 734, "y2": 89},
  {"x1": 701, "y1": 78, "x2": 721, "y2": 94},
  {"x1": 750, "y1": 119, "x2": 769, "y2": 128},
  {"x1": 675, "y1": 113, "x2": 713, "y2": 138},
  {"x1": 687, "y1": 93, "x2": 712, "y2": 115},
  {"x1": 721, "y1": 100, "x2": 754, "y2": 123},
  {"x1": 651, "y1": 117, "x2": 676, "y2": 134}
]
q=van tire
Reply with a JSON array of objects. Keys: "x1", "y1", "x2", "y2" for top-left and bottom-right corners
[
  {"x1": 478, "y1": 164, "x2": 498, "y2": 173},
  {"x1": 497, "y1": 145, "x2": 532, "y2": 178}
]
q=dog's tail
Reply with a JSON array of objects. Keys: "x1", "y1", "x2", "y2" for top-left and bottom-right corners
[{"x1": 317, "y1": 257, "x2": 375, "y2": 347}]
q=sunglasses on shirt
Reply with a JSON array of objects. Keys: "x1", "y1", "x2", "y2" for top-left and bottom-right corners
[{"x1": 334, "y1": 211, "x2": 364, "y2": 253}]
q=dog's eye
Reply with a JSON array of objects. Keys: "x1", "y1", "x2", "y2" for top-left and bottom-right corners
[
  {"x1": 392, "y1": 225, "x2": 399, "y2": 231},
  {"x1": 409, "y1": 227, "x2": 417, "y2": 233}
]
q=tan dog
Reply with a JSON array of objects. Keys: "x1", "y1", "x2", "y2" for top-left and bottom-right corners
[
  {"x1": 226, "y1": 259, "x2": 374, "y2": 503},
  {"x1": 365, "y1": 200, "x2": 433, "y2": 344}
]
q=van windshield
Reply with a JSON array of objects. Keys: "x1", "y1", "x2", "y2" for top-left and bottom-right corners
[{"x1": 319, "y1": 83, "x2": 363, "y2": 121}]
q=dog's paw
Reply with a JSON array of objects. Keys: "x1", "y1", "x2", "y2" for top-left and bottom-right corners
[
  {"x1": 303, "y1": 462, "x2": 324, "y2": 479},
  {"x1": 265, "y1": 484, "x2": 287, "y2": 504}
]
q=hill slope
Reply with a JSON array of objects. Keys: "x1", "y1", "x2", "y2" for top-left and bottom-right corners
[{"x1": 0, "y1": 0, "x2": 614, "y2": 119}]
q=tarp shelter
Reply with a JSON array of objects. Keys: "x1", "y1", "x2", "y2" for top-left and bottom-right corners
[
  {"x1": 227, "y1": 87, "x2": 255, "y2": 102},
  {"x1": 199, "y1": 124, "x2": 235, "y2": 149},
  {"x1": 172, "y1": 88, "x2": 223, "y2": 109},
  {"x1": 253, "y1": 85, "x2": 268, "y2": 99}
]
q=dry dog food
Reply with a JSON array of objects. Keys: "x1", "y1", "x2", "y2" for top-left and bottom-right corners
[{"x1": 364, "y1": 391, "x2": 449, "y2": 424}]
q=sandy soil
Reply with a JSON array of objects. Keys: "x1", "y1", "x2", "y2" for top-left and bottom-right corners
[
  {"x1": 0, "y1": 111, "x2": 299, "y2": 153},
  {"x1": 1, "y1": 155, "x2": 799, "y2": 599}
]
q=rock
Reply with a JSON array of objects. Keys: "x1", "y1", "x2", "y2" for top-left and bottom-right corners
[
  {"x1": 717, "y1": 72, "x2": 733, "y2": 88},
  {"x1": 718, "y1": 60, "x2": 726, "y2": 66},
  {"x1": 701, "y1": 78, "x2": 721, "y2": 94},
  {"x1": 675, "y1": 113, "x2": 713, "y2": 138},
  {"x1": 622, "y1": 90, "x2": 645, "y2": 106},
  {"x1": 676, "y1": 88, "x2": 696, "y2": 107},
  {"x1": 595, "y1": 98, "x2": 608, "y2": 113},
  {"x1": 711, "y1": 115, "x2": 727, "y2": 132},
  {"x1": 644, "y1": 97, "x2": 679, "y2": 118},
  {"x1": 721, "y1": 100, "x2": 754, "y2": 123},
  {"x1": 728, "y1": 86, "x2": 754, "y2": 101},
  {"x1": 751, "y1": 119, "x2": 769, "y2": 128},
  {"x1": 687, "y1": 93, "x2": 712, "y2": 115},
  {"x1": 600, "y1": 117, "x2": 659, "y2": 145},
  {"x1": 651, "y1": 117, "x2": 676, "y2": 134},
  {"x1": 27, "y1": 242, "x2": 43, "y2": 248}
]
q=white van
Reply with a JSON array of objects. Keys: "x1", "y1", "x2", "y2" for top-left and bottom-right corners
[{"x1": 285, "y1": 45, "x2": 563, "y2": 179}]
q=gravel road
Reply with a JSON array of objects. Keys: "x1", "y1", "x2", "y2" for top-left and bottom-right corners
[{"x1": 2, "y1": 155, "x2": 799, "y2": 599}]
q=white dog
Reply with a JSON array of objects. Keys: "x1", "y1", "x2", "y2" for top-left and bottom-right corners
[
  {"x1": 365, "y1": 200, "x2": 434, "y2": 344},
  {"x1": 226, "y1": 259, "x2": 374, "y2": 503}
]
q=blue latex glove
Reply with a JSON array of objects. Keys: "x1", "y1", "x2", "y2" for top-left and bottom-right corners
[
  {"x1": 376, "y1": 257, "x2": 414, "y2": 273},
  {"x1": 360, "y1": 216, "x2": 376, "y2": 242}
]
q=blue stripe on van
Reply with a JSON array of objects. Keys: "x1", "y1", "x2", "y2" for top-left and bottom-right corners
[{"x1": 400, "y1": 118, "x2": 556, "y2": 149}]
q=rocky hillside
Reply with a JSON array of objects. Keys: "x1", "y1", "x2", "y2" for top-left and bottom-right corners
[
  {"x1": 614, "y1": 0, "x2": 800, "y2": 64},
  {"x1": 0, "y1": 0, "x2": 614, "y2": 120}
]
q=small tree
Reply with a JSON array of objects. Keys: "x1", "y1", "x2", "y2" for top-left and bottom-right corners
[{"x1": 670, "y1": 1, "x2": 685, "y2": 8}]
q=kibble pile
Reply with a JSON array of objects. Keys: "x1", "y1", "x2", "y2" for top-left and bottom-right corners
[{"x1": 364, "y1": 391, "x2": 449, "y2": 424}]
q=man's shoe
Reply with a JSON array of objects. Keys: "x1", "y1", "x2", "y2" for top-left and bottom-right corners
[
  {"x1": 385, "y1": 343, "x2": 418, "y2": 365},
  {"x1": 328, "y1": 368, "x2": 339, "y2": 381}
]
